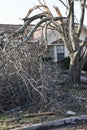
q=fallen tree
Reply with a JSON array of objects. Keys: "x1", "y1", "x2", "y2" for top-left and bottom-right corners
[{"x1": 11, "y1": 115, "x2": 87, "y2": 130}]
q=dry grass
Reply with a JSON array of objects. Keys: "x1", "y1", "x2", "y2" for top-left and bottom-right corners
[{"x1": 0, "y1": 111, "x2": 61, "y2": 130}]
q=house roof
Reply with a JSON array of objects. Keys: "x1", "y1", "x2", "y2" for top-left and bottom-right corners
[
  {"x1": 0, "y1": 24, "x2": 22, "y2": 33},
  {"x1": 34, "y1": 22, "x2": 87, "y2": 39},
  {"x1": 0, "y1": 24, "x2": 34, "y2": 34},
  {"x1": 51, "y1": 38, "x2": 64, "y2": 45}
]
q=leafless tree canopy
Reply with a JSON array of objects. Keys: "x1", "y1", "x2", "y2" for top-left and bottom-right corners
[{"x1": 12, "y1": 0, "x2": 87, "y2": 87}]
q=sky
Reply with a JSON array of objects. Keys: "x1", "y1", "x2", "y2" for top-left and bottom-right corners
[
  {"x1": 0, "y1": 0, "x2": 87, "y2": 25},
  {"x1": 0, "y1": 0, "x2": 62, "y2": 24}
]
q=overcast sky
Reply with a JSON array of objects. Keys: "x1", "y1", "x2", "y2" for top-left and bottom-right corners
[{"x1": 0, "y1": 0, "x2": 87, "y2": 25}]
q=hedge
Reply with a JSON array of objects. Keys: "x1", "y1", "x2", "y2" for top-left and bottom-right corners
[{"x1": 61, "y1": 57, "x2": 87, "y2": 71}]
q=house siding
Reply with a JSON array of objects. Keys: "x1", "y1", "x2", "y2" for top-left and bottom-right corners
[
  {"x1": 65, "y1": 46, "x2": 69, "y2": 57},
  {"x1": 54, "y1": 46, "x2": 57, "y2": 62}
]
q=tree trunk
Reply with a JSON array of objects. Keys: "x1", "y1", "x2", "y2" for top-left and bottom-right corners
[
  {"x1": 12, "y1": 115, "x2": 87, "y2": 130},
  {"x1": 67, "y1": 52, "x2": 81, "y2": 87}
]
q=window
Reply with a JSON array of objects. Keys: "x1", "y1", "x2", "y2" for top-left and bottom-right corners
[{"x1": 57, "y1": 45, "x2": 64, "y2": 62}]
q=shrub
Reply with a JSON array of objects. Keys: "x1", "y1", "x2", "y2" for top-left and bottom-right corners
[
  {"x1": 61, "y1": 57, "x2": 70, "y2": 69},
  {"x1": 62, "y1": 57, "x2": 87, "y2": 71},
  {"x1": 42, "y1": 57, "x2": 53, "y2": 62}
]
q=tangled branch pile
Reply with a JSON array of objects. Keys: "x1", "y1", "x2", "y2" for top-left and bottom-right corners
[
  {"x1": 0, "y1": 30, "x2": 63, "y2": 112},
  {"x1": 0, "y1": 32, "x2": 42, "y2": 110}
]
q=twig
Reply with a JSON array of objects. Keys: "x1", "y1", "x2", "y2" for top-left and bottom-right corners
[{"x1": 22, "y1": 112, "x2": 55, "y2": 118}]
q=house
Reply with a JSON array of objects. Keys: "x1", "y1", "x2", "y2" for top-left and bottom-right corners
[
  {"x1": 0, "y1": 24, "x2": 34, "y2": 46},
  {"x1": 0, "y1": 23, "x2": 87, "y2": 63},
  {"x1": 34, "y1": 25, "x2": 87, "y2": 62}
]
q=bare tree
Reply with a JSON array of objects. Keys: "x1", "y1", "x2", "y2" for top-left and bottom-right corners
[{"x1": 2, "y1": 0, "x2": 87, "y2": 88}]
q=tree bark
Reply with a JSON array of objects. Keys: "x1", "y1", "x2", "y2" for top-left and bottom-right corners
[
  {"x1": 67, "y1": 52, "x2": 81, "y2": 87},
  {"x1": 11, "y1": 115, "x2": 87, "y2": 130}
]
